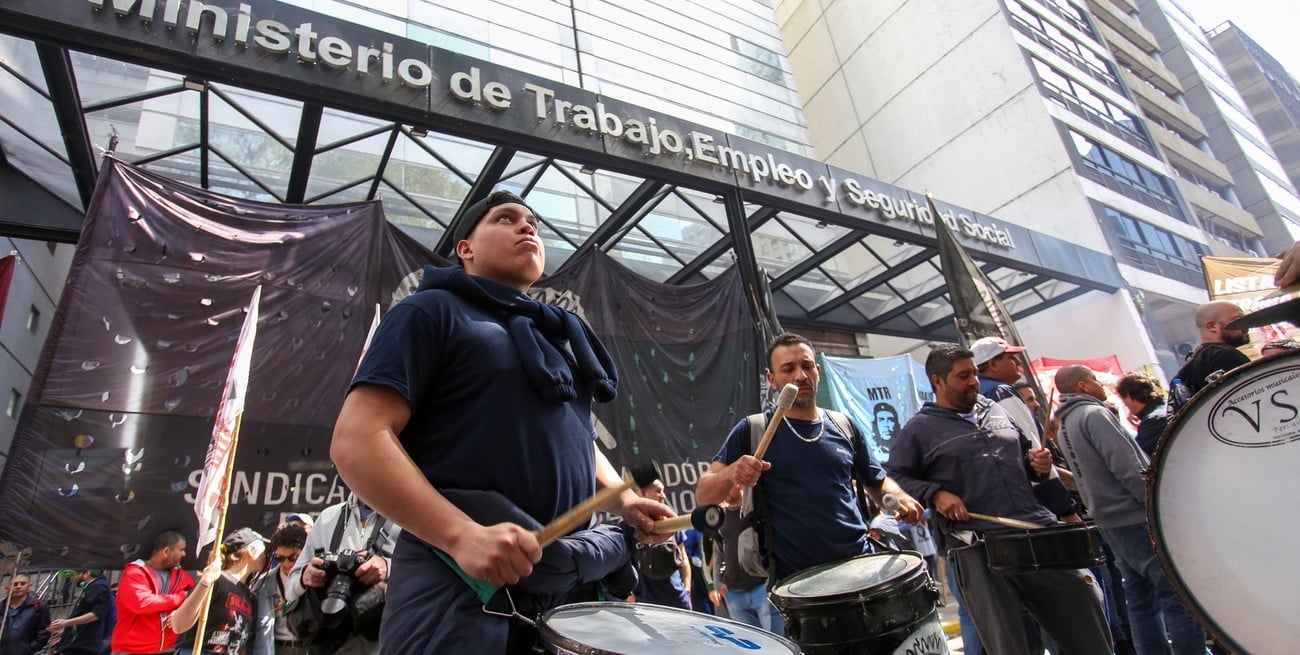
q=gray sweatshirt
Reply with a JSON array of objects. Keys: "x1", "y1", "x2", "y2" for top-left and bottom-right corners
[{"x1": 1055, "y1": 394, "x2": 1149, "y2": 529}]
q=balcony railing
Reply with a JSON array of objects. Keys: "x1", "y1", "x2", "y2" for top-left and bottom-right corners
[
  {"x1": 1111, "y1": 236, "x2": 1206, "y2": 287},
  {"x1": 1079, "y1": 158, "x2": 1187, "y2": 221},
  {"x1": 1035, "y1": 0, "x2": 1098, "y2": 43},
  {"x1": 1011, "y1": 15, "x2": 1124, "y2": 94},
  {"x1": 1042, "y1": 80, "x2": 1154, "y2": 154}
]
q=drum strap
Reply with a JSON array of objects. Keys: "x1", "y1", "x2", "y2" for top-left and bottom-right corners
[
  {"x1": 746, "y1": 409, "x2": 868, "y2": 508},
  {"x1": 742, "y1": 409, "x2": 873, "y2": 576}
]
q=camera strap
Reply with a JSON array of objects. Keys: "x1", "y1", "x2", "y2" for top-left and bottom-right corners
[
  {"x1": 363, "y1": 516, "x2": 390, "y2": 556},
  {"x1": 328, "y1": 508, "x2": 348, "y2": 554}
]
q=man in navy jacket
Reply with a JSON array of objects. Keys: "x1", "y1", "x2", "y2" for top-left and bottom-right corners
[
  {"x1": 2, "y1": 574, "x2": 50, "y2": 655},
  {"x1": 887, "y1": 344, "x2": 1111, "y2": 655}
]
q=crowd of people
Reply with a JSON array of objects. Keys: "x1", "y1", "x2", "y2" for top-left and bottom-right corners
[{"x1": 4, "y1": 204, "x2": 1295, "y2": 655}]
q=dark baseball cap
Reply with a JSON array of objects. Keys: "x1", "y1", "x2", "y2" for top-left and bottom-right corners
[{"x1": 222, "y1": 527, "x2": 266, "y2": 552}]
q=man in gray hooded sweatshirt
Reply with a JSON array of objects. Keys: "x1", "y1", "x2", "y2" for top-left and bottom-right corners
[{"x1": 1054, "y1": 365, "x2": 1204, "y2": 655}]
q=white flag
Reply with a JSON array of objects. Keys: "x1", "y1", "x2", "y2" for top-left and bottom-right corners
[{"x1": 193, "y1": 285, "x2": 261, "y2": 554}]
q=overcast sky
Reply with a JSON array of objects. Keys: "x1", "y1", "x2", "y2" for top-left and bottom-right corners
[{"x1": 1172, "y1": 0, "x2": 1300, "y2": 79}]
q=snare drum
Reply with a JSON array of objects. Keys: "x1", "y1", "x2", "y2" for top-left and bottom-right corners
[
  {"x1": 770, "y1": 551, "x2": 948, "y2": 655},
  {"x1": 536, "y1": 602, "x2": 800, "y2": 654},
  {"x1": 1151, "y1": 349, "x2": 1300, "y2": 655},
  {"x1": 982, "y1": 522, "x2": 1105, "y2": 573}
]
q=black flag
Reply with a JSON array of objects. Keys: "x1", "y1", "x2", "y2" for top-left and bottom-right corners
[{"x1": 928, "y1": 193, "x2": 1048, "y2": 418}]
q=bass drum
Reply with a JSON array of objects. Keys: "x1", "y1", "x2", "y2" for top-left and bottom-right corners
[{"x1": 1150, "y1": 349, "x2": 1300, "y2": 655}]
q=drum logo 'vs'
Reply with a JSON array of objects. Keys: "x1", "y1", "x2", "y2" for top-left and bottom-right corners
[{"x1": 1208, "y1": 366, "x2": 1300, "y2": 447}]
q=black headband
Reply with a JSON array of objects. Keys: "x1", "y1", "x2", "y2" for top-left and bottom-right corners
[{"x1": 450, "y1": 190, "x2": 538, "y2": 259}]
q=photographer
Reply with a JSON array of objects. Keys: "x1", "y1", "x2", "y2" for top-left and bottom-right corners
[{"x1": 284, "y1": 493, "x2": 397, "y2": 655}]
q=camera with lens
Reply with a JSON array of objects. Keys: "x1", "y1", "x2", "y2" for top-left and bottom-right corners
[
  {"x1": 318, "y1": 549, "x2": 362, "y2": 616},
  {"x1": 314, "y1": 549, "x2": 386, "y2": 640}
]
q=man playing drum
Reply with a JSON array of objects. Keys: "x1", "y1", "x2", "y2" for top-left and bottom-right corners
[
  {"x1": 887, "y1": 344, "x2": 1112, "y2": 655},
  {"x1": 1172, "y1": 301, "x2": 1251, "y2": 397},
  {"x1": 697, "y1": 331, "x2": 924, "y2": 582},
  {"x1": 330, "y1": 190, "x2": 674, "y2": 654}
]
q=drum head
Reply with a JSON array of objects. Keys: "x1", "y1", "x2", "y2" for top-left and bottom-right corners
[
  {"x1": 772, "y1": 551, "x2": 923, "y2": 602},
  {"x1": 1151, "y1": 350, "x2": 1300, "y2": 655},
  {"x1": 537, "y1": 602, "x2": 800, "y2": 654}
]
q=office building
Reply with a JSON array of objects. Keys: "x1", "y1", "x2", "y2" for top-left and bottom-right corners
[
  {"x1": 1205, "y1": 21, "x2": 1300, "y2": 205},
  {"x1": 775, "y1": 0, "x2": 1296, "y2": 372},
  {"x1": 1, "y1": 0, "x2": 1189, "y2": 458},
  {"x1": 1137, "y1": 0, "x2": 1300, "y2": 254}
]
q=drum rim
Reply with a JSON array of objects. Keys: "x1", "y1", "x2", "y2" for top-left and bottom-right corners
[
  {"x1": 536, "y1": 601, "x2": 800, "y2": 654},
  {"x1": 771, "y1": 550, "x2": 925, "y2": 604},
  {"x1": 983, "y1": 521, "x2": 1104, "y2": 572},
  {"x1": 1148, "y1": 349, "x2": 1300, "y2": 655},
  {"x1": 980, "y1": 520, "x2": 1101, "y2": 539}
]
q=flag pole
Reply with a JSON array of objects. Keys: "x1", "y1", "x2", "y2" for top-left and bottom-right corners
[
  {"x1": 193, "y1": 411, "x2": 243, "y2": 650},
  {"x1": 190, "y1": 285, "x2": 261, "y2": 649}
]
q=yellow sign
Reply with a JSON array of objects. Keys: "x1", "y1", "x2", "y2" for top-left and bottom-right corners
[{"x1": 1201, "y1": 256, "x2": 1299, "y2": 358}]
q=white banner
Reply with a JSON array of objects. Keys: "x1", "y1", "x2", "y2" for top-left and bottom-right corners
[{"x1": 193, "y1": 285, "x2": 261, "y2": 553}]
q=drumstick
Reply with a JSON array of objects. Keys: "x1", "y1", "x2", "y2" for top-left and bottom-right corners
[
  {"x1": 881, "y1": 493, "x2": 902, "y2": 515},
  {"x1": 534, "y1": 476, "x2": 633, "y2": 548},
  {"x1": 968, "y1": 512, "x2": 1042, "y2": 530},
  {"x1": 651, "y1": 504, "x2": 726, "y2": 535},
  {"x1": 752, "y1": 383, "x2": 800, "y2": 461}
]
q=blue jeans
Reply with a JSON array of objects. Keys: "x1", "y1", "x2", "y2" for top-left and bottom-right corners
[
  {"x1": 944, "y1": 556, "x2": 983, "y2": 655},
  {"x1": 723, "y1": 584, "x2": 784, "y2": 635},
  {"x1": 1097, "y1": 537, "x2": 1132, "y2": 643},
  {"x1": 1103, "y1": 523, "x2": 1205, "y2": 655}
]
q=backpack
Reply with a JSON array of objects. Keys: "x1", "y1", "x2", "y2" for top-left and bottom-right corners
[
  {"x1": 634, "y1": 539, "x2": 685, "y2": 581},
  {"x1": 734, "y1": 409, "x2": 860, "y2": 580}
]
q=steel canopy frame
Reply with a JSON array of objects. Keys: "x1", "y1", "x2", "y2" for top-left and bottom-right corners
[{"x1": 0, "y1": 32, "x2": 1117, "y2": 345}]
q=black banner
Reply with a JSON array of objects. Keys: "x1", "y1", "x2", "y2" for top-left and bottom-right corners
[
  {"x1": 0, "y1": 159, "x2": 760, "y2": 567},
  {"x1": 536, "y1": 251, "x2": 760, "y2": 515},
  {"x1": 0, "y1": 158, "x2": 437, "y2": 567}
]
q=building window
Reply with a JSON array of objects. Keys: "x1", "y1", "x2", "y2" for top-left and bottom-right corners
[
  {"x1": 1070, "y1": 130, "x2": 1185, "y2": 220},
  {"x1": 6, "y1": 390, "x2": 20, "y2": 419},
  {"x1": 1105, "y1": 207, "x2": 1206, "y2": 274},
  {"x1": 1033, "y1": 58, "x2": 1151, "y2": 152},
  {"x1": 26, "y1": 306, "x2": 39, "y2": 333},
  {"x1": 1036, "y1": 0, "x2": 1097, "y2": 41},
  {"x1": 731, "y1": 36, "x2": 784, "y2": 85},
  {"x1": 1203, "y1": 218, "x2": 1263, "y2": 255},
  {"x1": 1008, "y1": 1, "x2": 1119, "y2": 91}
]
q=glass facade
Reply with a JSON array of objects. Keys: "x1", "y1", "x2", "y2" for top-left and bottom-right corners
[
  {"x1": 1150, "y1": 0, "x2": 1300, "y2": 240},
  {"x1": 0, "y1": 0, "x2": 1127, "y2": 344},
  {"x1": 278, "y1": 0, "x2": 813, "y2": 156}
]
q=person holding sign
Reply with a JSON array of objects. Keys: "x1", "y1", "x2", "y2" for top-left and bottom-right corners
[
  {"x1": 1276, "y1": 240, "x2": 1300, "y2": 288},
  {"x1": 170, "y1": 529, "x2": 267, "y2": 655},
  {"x1": 1171, "y1": 301, "x2": 1251, "y2": 397}
]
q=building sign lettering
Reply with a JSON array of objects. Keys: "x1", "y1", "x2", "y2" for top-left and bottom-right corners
[{"x1": 82, "y1": 0, "x2": 1020, "y2": 249}]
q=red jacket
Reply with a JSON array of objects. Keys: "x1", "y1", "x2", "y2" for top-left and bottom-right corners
[{"x1": 109, "y1": 560, "x2": 194, "y2": 654}]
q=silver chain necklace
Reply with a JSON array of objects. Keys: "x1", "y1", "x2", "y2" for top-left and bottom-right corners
[{"x1": 782, "y1": 411, "x2": 824, "y2": 443}]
